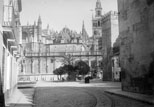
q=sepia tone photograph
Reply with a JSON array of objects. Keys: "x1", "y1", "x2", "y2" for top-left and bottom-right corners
[{"x1": 0, "y1": 0, "x2": 154, "y2": 107}]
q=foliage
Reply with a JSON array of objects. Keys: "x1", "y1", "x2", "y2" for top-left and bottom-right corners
[
  {"x1": 62, "y1": 64, "x2": 76, "y2": 74},
  {"x1": 53, "y1": 60, "x2": 90, "y2": 81},
  {"x1": 62, "y1": 64, "x2": 77, "y2": 81},
  {"x1": 53, "y1": 66, "x2": 66, "y2": 76},
  {"x1": 53, "y1": 64, "x2": 77, "y2": 81},
  {"x1": 61, "y1": 54, "x2": 75, "y2": 65},
  {"x1": 75, "y1": 60, "x2": 90, "y2": 75}
]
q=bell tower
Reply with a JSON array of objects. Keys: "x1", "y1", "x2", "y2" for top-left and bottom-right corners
[
  {"x1": 92, "y1": 0, "x2": 103, "y2": 55},
  {"x1": 95, "y1": 0, "x2": 102, "y2": 17},
  {"x1": 92, "y1": 0, "x2": 102, "y2": 39}
]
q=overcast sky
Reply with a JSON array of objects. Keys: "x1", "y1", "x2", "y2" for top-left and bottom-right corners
[{"x1": 20, "y1": 0, "x2": 118, "y2": 36}]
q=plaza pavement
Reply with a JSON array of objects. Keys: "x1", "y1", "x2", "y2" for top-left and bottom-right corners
[
  {"x1": 36, "y1": 79, "x2": 154, "y2": 105},
  {"x1": 6, "y1": 79, "x2": 154, "y2": 107}
]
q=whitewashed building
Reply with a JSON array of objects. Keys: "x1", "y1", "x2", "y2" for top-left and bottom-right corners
[{"x1": 0, "y1": 0, "x2": 22, "y2": 106}]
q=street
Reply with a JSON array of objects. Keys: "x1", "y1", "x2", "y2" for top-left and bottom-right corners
[{"x1": 30, "y1": 81, "x2": 153, "y2": 107}]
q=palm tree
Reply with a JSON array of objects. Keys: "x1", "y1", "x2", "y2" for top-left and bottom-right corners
[
  {"x1": 61, "y1": 54, "x2": 75, "y2": 65},
  {"x1": 61, "y1": 54, "x2": 78, "y2": 81}
]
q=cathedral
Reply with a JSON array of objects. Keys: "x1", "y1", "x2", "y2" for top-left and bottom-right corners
[
  {"x1": 20, "y1": 16, "x2": 90, "y2": 77},
  {"x1": 19, "y1": 0, "x2": 119, "y2": 81}
]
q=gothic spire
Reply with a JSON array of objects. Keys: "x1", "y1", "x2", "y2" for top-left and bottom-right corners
[
  {"x1": 82, "y1": 21, "x2": 89, "y2": 41},
  {"x1": 38, "y1": 15, "x2": 42, "y2": 24},
  {"x1": 47, "y1": 24, "x2": 49, "y2": 29},
  {"x1": 82, "y1": 21, "x2": 85, "y2": 30}
]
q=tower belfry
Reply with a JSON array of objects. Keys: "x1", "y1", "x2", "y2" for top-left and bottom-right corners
[
  {"x1": 92, "y1": 0, "x2": 103, "y2": 55},
  {"x1": 95, "y1": 0, "x2": 102, "y2": 17}
]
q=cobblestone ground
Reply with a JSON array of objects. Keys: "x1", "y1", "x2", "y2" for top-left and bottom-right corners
[
  {"x1": 105, "y1": 92, "x2": 154, "y2": 107},
  {"x1": 33, "y1": 86, "x2": 153, "y2": 107},
  {"x1": 33, "y1": 87, "x2": 112, "y2": 107}
]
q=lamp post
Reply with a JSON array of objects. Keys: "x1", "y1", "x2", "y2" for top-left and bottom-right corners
[
  {"x1": 38, "y1": 42, "x2": 40, "y2": 74},
  {"x1": 31, "y1": 57, "x2": 33, "y2": 74},
  {"x1": 46, "y1": 43, "x2": 48, "y2": 73}
]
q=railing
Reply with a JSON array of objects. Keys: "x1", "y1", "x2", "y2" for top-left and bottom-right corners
[
  {"x1": 25, "y1": 51, "x2": 103, "y2": 57},
  {"x1": 18, "y1": 74, "x2": 59, "y2": 82}
]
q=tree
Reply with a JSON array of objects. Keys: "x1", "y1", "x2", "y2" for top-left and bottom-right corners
[
  {"x1": 53, "y1": 66, "x2": 66, "y2": 80},
  {"x1": 62, "y1": 65, "x2": 74, "y2": 74},
  {"x1": 61, "y1": 54, "x2": 75, "y2": 65},
  {"x1": 75, "y1": 60, "x2": 90, "y2": 76},
  {"x1": 62, "y1": 64, "x2": 77, "y2": 81}
]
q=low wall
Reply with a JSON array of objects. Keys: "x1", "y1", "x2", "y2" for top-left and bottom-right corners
[{"x1": 18, "y1": 74, "x2": 59, "y2": 82}]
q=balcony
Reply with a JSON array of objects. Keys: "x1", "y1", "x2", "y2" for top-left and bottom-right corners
[{"x1": 3, "y1": 4, "x2": 22, "y2": 45}]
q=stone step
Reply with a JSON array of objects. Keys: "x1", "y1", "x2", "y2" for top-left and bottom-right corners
[
  {"x1": 6, "y1": 88, "x2": 34, "y2": 107},
  {"x1": 6, "y1": 103, "x2": 33, "y2": 107}
]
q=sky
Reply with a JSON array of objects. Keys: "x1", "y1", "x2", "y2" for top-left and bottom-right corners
[{"x1": 20, "y1": 0, "x2": 118, "y2": 36}]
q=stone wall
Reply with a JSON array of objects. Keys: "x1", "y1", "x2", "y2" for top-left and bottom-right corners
[
  {"x1": 111, "y1": 12, "x2": 119, "y2": 47},
  {"x1": 22, "y1": 57, "x2": 58, "y2": 74},
  {"x1": 118, "y1": 0, "x2": 154, "y2": 95},
  {"x1": 102, "y1": 11, "x2": 119, "y2": 81},
  {"x1": 101, "y1": 14, "x2": 112, "y2": 81}
]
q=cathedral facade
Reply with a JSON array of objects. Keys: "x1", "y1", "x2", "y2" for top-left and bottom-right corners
[{"x1": 20, "y1": 16, "x2": 90, "y2": 78}]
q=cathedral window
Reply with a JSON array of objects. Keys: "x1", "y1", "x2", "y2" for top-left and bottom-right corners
[{"x1": 98, "y1": 21, "x2": 101, "y2": 27}]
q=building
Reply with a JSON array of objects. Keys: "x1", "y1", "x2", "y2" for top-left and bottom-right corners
[
  {"x1": 92, "y1": 0, "x2": 103, "y2": 55},
  {"x1": 92, "y1": 0, "x2": 119, "y2": 80},
  {"x1": 111, "y1": 55, "x2": 121, "y2": 81},
  {"x1": 118, "y1": 0, "x2": 154, "y2": 94},
  {"x1": 101, "y1": 11, "x2": 119, "y2": 81},
  {"x1": 111, "y1": 41, "x2": 121, "y2": 81},
  {"x1": 19, "y1": 17, "x2": 92, "y2": 81},
  {"x1": 0, "y1": 0, "x2": 22, "y2": 106}
]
